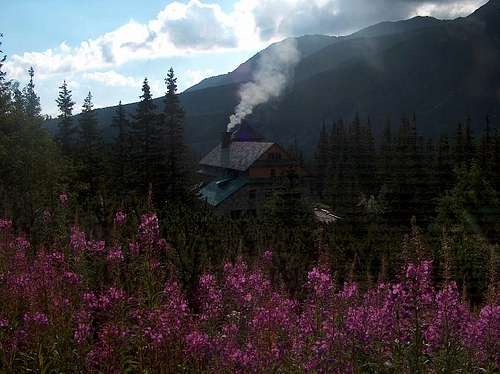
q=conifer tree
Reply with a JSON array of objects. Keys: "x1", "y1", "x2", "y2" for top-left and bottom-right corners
[
  {"x1": 436, "y1": 134, "x2": 454, "y2": 194},
  {"x1": 55, "y1": 80, "x2": 75, "y2": 155},
  {"x1": 464, "y1": 116, "x2": 475, "y2": 167},
  {"x1": 389, "y1": 114, "x2": 420, "y2": 226},
  {"x1": 326, "y1": 119, "x2": 345, "y2": 209},
  {"x1": 437, "y1": 162, "x2": 499, "y2": 240},
  {"x1": 130, "y1": 78, "x2": 160, "y2": 197},
  {"x1": 79, "y1": 92, "x2": 100, "y2": 150},
  {"x1": 314, "y1": 121, "x2": 330, "y2": 198},
  {"x1": 11, "y1": 82, "x2": 25, "y2": 125},
  {"x1": 494, "y1": 128, "x2": 500, "y2": 191},
  {"x1": 161, "y1": 67, "x2": 192, "y2": 205},
  {"x1": 0, "y1": 33, "x2": 5, "y2": 80},
  {"x1": 286, "y1": 137, "x2": 304, "y2": 168},
  {"x1": 111, "y1": 101, "x2": 131, "y2": 197},
  {"x1": 360, "y1": 116, "x2": 376, "y2": 194},
  {"x1": 454, "y1": 122, "x2": 465, "y2": 166},
  {"x1": 379, "y1": 118, "x2": 393, "y2": 186},
  {"x1": 479, "y1": 116, "x2": 494, "y2": 181},
  {"x1": 23, "y1": 67, "x2": 41, "y2": 122},
  {"x1": 78, "y1": 91, "x2": 102, "y2": 194},
  {"x1": 0, "y1": 33, "x2": 10, "y2": 126}
]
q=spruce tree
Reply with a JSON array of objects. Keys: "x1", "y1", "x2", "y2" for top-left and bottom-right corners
[
  {"x1": 11, "y1": 82, "x2": 25, "y2": 126},
  {"x1": 287, "y1": 137, "x2": 304, "y2": 168},
  {"x1": 55, "y1": 80, "x2": 75, "y2": 155},
  {"x1": 161, "y1": 67, "x2": 191, "y2": 205},
  {"x1": 130, "y1": 78, "x2": 160, "y2": 198},
  {"x1": 379, "y1": 118, "x2": 393, "y2": 186},
  {"x1": 464, "y1": 116, "x2": 475, "y2": 167},
  {"x1": 313, "y1": 121, "x2": 330, "y2": 198},
  {"x1": 78, "y1": 91, "x2": 102, "y2": 194},
  {"x1": 23, "y1": 67, "x2": 41, "y2": 122},
  {"x1": 390, "y1": 115, "x2": 415, "y2": 226},
  {"x1": 361, "y1": 116, "x2": 376, "y2": 195},
  {"x1": 0, "y1": 33, "x2": 10, "y2": 124},
  {"x1": 494, "y1": 128, "x2": 500, "y2": 191},
  {"x1": 479, "y1": 116, "x2": 495, "y2": 182},
  {"x1": 377, "y1": 118, "x2": 395, "y2": 224},
  {"x1": 111, "y1": 101, "x2": 131, "y2": 197},
  {"x1": 79, "y1": 92, "x2": 100, "y2": 152},
  {"x1": 436, "y1": 134, "x2": 454, "y2": 194},
  {"x1": 326, "y1": 119, "x2": 345, "y2": 209},
  {"x1": 0, "y1": 33, "x2": 5, "y2": 79},
  {"x1": 454, "y1": 122, "x2": 465, "y2": 166}
]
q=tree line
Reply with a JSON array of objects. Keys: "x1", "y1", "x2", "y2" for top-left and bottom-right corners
[
  {"x1": 1, "y1": 32, "x2": 195, "y2": 235},
  {"x1": 313, "y1": 114, "x2": 500, "y2": 238}
]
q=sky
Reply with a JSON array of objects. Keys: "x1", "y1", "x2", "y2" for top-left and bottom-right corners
[{"x1": 0, "y1": 0, "x2": 488, "y2": 116}]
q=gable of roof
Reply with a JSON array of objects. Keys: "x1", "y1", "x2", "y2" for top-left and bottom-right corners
[
  {"x1": 199, "y1": 177, "x2": 249, "y2": 206},
  {"x1": 199, "y1": 142, "x2": 275, "y2": 171}
]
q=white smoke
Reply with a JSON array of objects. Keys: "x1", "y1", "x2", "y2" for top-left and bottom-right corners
[{"x1": 227, "y1": 38, "x2": 301, "y2": 132}]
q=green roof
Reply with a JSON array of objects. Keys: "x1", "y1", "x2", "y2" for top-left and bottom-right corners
[
  {"x1": 199, "y1": 142, "x2": 274, "y2": 171},
  {"x1": 199, "y1": 177, "x2": 249, "y2": 206}
]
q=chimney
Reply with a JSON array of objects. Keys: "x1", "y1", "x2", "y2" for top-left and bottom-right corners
[{"x1": 221, "y1": 131, "x2": 232, "y2": 148}]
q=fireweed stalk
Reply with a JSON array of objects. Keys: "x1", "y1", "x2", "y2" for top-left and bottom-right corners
[{"x1": 0, "y1": 213, "x2": 498, "y2": 373}]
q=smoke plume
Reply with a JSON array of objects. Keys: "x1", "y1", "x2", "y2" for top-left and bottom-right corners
[{"x1": 227, "y1": 38, "x2": 301, "y2": 132}]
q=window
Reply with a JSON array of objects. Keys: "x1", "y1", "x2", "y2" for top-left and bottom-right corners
[{"x1": 268, "y1": 152, "x2": 282, "y2": 160}]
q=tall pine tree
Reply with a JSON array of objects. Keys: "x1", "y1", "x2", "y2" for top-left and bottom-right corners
[
  {"x1": 0, "y1": 33, "x2": 11, "y2": 129},
  {"x1": 479, "y1": 116, "x2": 494, "y2": 181},
  {"x1": 313, "y1": 121, "x2": 330, "y2": 198},
  {"x1": 55, "y1": 80, "x2": 75, "y2": 155},
  {"x1": 78, "y1": 91, "x2": 102, "y2": 195},
  {"x1": 111, "y1": 101, "x2": 131, "y2": 198},
  {"x1": 464, "y1": 116, "x2": 475, "y2": 167},
  {"x1": 130, "y1": 78, "x2": 160, "y2": 199},
  {"x1": 161, "y1": 67, "x2": 192, "y2": 205},
  {"x1": 23, "y1": 67, "x2": 41, "y2": 122}
]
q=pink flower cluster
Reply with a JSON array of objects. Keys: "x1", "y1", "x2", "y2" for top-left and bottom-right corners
[
  {"x1": 58, "y1": 192, "x2": 69, "y2": 208},
  {"x1": 0, "y1": 215, "x2": 497, "y2": 373},
  {"x1": 114, "y1": 210, "x2": 127, "y2": 225},
  {"x1": 0, "y1": 218, "x2": 12, "y2": 231}
]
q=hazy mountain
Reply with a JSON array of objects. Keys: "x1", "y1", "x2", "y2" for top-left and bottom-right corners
[
  {"x1": 45, "y1": 0, "x2": 500, "y2": 157},
  {"x1": 184, "y1": 35, "x2": 336, "y2": 93},
  {"x1": 186, "y1": 16, "x2": 443, "y2": 93}
]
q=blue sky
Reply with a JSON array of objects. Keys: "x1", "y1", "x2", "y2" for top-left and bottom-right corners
[{"x1": 1, "y1": 0, "x2": 487, "y2": 115}]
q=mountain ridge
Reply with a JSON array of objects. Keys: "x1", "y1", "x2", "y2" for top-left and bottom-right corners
[{"x1": 44, "y1": 0, "x2": 500, "y2": 157}]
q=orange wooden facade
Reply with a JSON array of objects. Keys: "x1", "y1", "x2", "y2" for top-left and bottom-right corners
[{"x1": 247, "y1": 144, "x2": 306, "y2": 178}]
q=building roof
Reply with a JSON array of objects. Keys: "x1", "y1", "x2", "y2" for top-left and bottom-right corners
[
  {"x1": 199, "y1": 177, "x2": 249, "y2": 206},
  {"x1": 199, "y1": 142, "x2": 275, "y2": 171}
]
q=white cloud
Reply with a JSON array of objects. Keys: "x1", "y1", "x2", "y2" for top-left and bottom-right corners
[
  {"x1": 413, "y1": 1, "x2": 482, "y2": 18},
  {"x1": 4, "y1": 0, "x2": 264, "y2": 81},
  {"x1": 244, "y1": 0, "x2": 487, "y2": 38},
  {"x1": 66, "y1": 80, "x2": 80, "y2": 90},
  {"x1": 83, "y1": 70, "x2": 142, "y2": 88}
]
